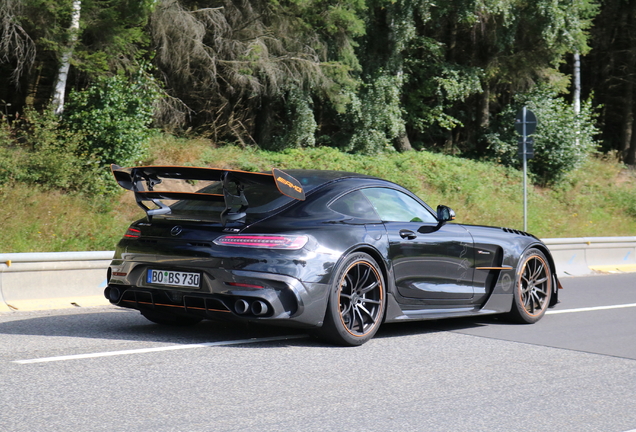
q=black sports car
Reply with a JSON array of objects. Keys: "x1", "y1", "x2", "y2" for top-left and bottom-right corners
[{"x1": 105, "y1": 165, "x2": 560, "y2": 346}]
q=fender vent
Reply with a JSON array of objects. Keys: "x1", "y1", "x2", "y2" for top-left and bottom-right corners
[{"x1": 501, "y1": 227, "x2": 536, "y2": 239}]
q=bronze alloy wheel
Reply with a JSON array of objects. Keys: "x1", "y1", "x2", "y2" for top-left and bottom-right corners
[
  {"x1": 509, "y1": 248, "x2": 552, "y2": 323},
  {"x1": 321, "y1": 252, "x2": 385, "y2": 346},
  {"x1": 338, "y1": 259, "x2": 384, "y2": 336}
]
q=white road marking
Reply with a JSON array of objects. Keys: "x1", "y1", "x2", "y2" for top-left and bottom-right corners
[
  {"x1": 547, "y1": 303, "x2": 636, "y2": 315},
  {"x1": 12, "y1": 303, "x2": 636, "y2": 364},
  {"x1": 13, "y1": 335, "x2": 308, "y2": 364}
]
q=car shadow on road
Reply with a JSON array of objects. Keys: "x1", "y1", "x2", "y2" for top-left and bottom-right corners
[
  {"x1": 0, "y1": 307, "x2": 308, "y2": 345},
  {"x1": 0, "y1": 305, "x2": 506, "y2": 349},
  {"x1": 375, "y1": 316, "x2": 498, "y2": 341}
]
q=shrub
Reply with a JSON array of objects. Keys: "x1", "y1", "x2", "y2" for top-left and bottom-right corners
[
  {"x1": 340, "y1": 73, "x2": 406, "y2": 154},
  {"x1": 63, "y1": 69, "x2": 159, "y2": 178},
  {"x1": 0, "y1": 109, "x2": 100, "y2": 192},
  {"x1": 484, "y1": 87, "x2": 599, "y2": 185},
  {"x1": 269, "y1": 88, "x2": 318, "y2": 150}
]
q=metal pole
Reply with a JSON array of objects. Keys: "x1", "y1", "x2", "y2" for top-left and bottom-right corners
[{"x1": 523, "y1": 107, "x2": 528, "y2": 232}]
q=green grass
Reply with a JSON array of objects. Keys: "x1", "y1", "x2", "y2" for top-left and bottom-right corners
[{"x1": 2, "y1": 135, "x2": 635, "y2": 252}]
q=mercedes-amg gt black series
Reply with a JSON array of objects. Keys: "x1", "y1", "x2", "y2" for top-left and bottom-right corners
[{"x1": 105, "y1": 165, "x2": 560, "y2": 346}]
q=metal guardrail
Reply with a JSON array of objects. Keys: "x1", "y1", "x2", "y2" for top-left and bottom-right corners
[
  {"x1": 0, "y1": 251, "x2": 114, "y2": 312},
  {"x1": 1, "y1": 237, "x2": 635, "y2": 312},
  {"x1": 543, "y1": 237, "x2": 636, "y2": 276},
  {"x1": 0, "y1": 251, "x2": 114, "y2": 267}
]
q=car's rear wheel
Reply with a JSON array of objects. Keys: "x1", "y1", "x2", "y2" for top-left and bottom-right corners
[
  {"x1": 319, "y1": 252, "x2": 385, "y2": 346},
  {"x1": 140, "y1": 309, "x2": 203, "y2": 326},
  {"x1": 508, "y1": 248, "x2": 552, "y2": 324}
]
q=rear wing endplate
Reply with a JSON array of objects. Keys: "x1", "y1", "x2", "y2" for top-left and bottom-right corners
[{"x1": 111, "y1": 164, "x2": 305, "y2": 224}]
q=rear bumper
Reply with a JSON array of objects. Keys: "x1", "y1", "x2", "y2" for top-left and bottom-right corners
[{"x1": 106, "y1": 259, "x2": 330, "y2": 328}]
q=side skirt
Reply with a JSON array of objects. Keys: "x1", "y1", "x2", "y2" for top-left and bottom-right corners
[{"x1": 383, "y1": 287, "x2": 513, "y2": 323}]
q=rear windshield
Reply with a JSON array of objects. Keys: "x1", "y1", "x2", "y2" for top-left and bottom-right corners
[{"x1": 168, "y1": 181, "x2": 294, "y2": 222}]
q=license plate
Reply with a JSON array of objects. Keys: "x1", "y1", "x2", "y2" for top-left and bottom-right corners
[{"x1": 146, "y1": 269, "x2": 200, "y2": 288}]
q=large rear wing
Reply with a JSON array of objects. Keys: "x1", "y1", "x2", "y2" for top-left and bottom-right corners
[{"x1": 111, "y1": 164, "x2": 305, "y2": 224}]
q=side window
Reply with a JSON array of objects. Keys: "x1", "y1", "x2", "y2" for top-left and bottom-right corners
[
  {"x1": 361, "y1": 188, "x2": 437, "y2": 223},
  {"x1": 329, "y1": 190, "x2": 380, "y2": 219}
]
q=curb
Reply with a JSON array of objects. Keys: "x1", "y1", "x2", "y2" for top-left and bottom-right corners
[
  {"x1": 0, "y1": 295, "x2": 110, "y2": 313},
  {"x1": 588, "y1": 264, "x2": 636, "y2": 274}
]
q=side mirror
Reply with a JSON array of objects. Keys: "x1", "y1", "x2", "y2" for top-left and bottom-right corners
[{"x1": 437, "y1": 205, "x2": 456, "y2": 222}]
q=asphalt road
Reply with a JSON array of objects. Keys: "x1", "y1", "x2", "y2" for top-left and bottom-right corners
[{"x1": 0, "y1": 273, "x2": 635, "y2": 432}]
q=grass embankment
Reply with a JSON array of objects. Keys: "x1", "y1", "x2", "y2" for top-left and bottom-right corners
[{"x1": 2, "y1": 134, "x2": 636, "y2": 252}]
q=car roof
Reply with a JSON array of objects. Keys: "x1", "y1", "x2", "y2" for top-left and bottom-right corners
[{"x1": 281, "y1": 170, "x2": 379, "y2": 191}]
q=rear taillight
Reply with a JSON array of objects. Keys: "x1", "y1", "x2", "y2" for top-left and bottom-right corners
[
  {"x1": 124, "y1": 227, "x2": 141, "y2": 238},
  {"x1": 213, "y1": 235, "x2": 308, "y2": 250}
]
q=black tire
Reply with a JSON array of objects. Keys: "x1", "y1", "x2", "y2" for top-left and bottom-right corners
[
  {"x1": 319, "y1": 252, "x2": 385, "y2": 346},
  {"x1": 508, "y1": 248, "x2": 552, "y2": 324},
  {"x1": 140, "y1": 309, "x2": 203, "y2": 326}
]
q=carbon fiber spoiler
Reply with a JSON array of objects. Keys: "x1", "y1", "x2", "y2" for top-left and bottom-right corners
[{"x1": 111, "y1": 164, "x2": 305, "y2": 224}]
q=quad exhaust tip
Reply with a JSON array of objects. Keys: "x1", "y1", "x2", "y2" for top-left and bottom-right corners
[
  {"x1": 234, "y1": 299, "x2": 269, "y2": 316},
  {"x1": 104, "y1": 287, "x2": 121, "y2": 303},
  {"x1": 251, "y1": 300, "x2": 268, "y2": 316},
  {"x1": 234, "y1": 299, "x2": 250, "y2": 315}
]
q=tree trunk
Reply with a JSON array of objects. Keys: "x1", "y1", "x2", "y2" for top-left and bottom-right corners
[
  {"x1": 573, "y1": 52, "x2": 581, "y2": 148},
  {"x1": 394, "y1": 132, "x2": 412, "y2": 152},
  {"x1": 627, "y1": 116, "x2": 636, "y2": 165},
  {"x1": 620, "y1": 1, "x2": 636, "y2": 161},
  {"x1": 51, "y1": 0, "x2": 81, "y2": 115},
  {"x1": 621, "y1": 95, "x2": 633, "y2": 161},
  {"x1": 621, "y1": 49, "x2": 635, "y2": 161},
  {"x1": 573, "y1": 52, "x2": 581, "y2": 115},
  {"x1": 254, "y1": 97, "x2": 275, "y2": 148},
  {"x1": 479, "y1": 85, "x2": 490, "y2": 128},
  {"x1": 448, "y1": 19, "x2": 457, "y2": 63}
]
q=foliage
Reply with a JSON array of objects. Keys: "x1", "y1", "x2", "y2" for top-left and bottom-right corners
[
  {"x1": 0, "y1": 182, "x2": 141, "y2": 252},
  {"x1": 268, "y1": 88, "x2": 318, "y2": 150},
  {"x1": 585, "y1": 0, "x2": 636, "y2": 162},
  {"x1": 0, "y1": 109, "x2": 100, "y2": 192},
  {"x1": 0, "y1": 0, "x2": 36, "y2": 86},
  {"x1": 339, "y1": 73, "x2": 406, "y2": 153},
  {"x1": 73, "y1": 0, "x2": 155, "y2": 75},
  {"x1": 149, "y1": 0, "x2": 352, "y2": 144},
  {"x1": 62, "y1": 70, "x2": 159, "y2": 182},
  {"x1": 404, "y1": 57, "x2": 483, "y2": 137},
  {"x1": 0, "y1": 0, "x2": 155, "y2": 113},
  {"x1": 484, "y1": 87, "x2": 599, "y2": 185},
  {"x1": 1, "y1": 70, "x2": 158, "y2": 195},
  {"x1": 0, "y1": 0, "x2": 617, "y2": 167}
]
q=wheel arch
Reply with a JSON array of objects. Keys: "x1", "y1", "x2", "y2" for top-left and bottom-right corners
[{"x1": 347, "y1": 245, "x2": 390, "y2": 292}]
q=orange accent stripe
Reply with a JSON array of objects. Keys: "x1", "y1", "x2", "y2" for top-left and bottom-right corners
[{"x1": 476, "y1": 267, "x2": 513, "y2": 270}]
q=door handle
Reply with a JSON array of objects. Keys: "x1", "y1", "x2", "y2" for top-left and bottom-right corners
[{"x1": 399, "y1": 229, "x2": 417, "y2": 240}]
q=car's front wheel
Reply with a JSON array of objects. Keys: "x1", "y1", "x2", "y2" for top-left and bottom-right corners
[
  {"x1": 140, "y1": 309, "x2": 203, "y2": 326},
  {"x1": 319, "y1": 252, "x2": 385, "y2": 346},
  {"x1": 508, "y1": 248, "x2": 552, "y2": 324}
]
